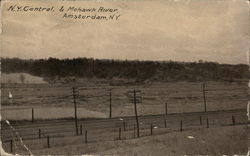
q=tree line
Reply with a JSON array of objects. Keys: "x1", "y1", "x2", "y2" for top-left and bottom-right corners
[{"x1": 1, "y1": 57, "x2": 249, "y2": 82}]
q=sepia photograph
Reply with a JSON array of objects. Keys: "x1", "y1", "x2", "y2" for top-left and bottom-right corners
[{"x1": 0, "y1": 0, "x2": 249, "y2": 155}]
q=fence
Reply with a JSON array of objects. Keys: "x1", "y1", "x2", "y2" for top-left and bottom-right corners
[
  {"x1": 1, "y1": 82, "x2": 249, "y2": 153},
  {"x1": 2, "y1": 111, "x2": 248, "y2": 153}
]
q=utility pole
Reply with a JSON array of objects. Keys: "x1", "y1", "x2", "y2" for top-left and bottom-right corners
[
  {"x1": 108, "y1": 89, "x2": 112, "y2": 119},
  {"x1": 133, "y1": 89, "x2": 139, "y2": 138},
  {"x1": 128, "y1": 89, "x2": 141, "y2": 138},
  {"x1": 73, "y1": 87, "x2": 78, "y2": 135},
  {"x1": 202, "y1": 83, "x2": 207, "y2": 112}
]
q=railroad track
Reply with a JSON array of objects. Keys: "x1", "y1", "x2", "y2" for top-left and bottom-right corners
[{"x1": 1, "y1": 109, "x2": 248, "y2": 142}]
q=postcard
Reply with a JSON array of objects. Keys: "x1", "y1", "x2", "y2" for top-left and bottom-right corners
[{"x1": 1, "y1": 0, "x2": 249, "y2": 155}]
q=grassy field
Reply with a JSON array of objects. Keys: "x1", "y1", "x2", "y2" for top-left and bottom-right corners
[
  {"x1": 1, "y1": 81, "x2": 248, "y2": 155},
  {"x1": 1, "y1": 81, "x2": 249, "y2": 120},
  {"x1": 93, "y1": 125, "x2": 248, "y2": 156},
  {"x1": 1, "y1": 73, "x2": 47, "y2": 84},
  {"x1": 3, "y1": 125, "x2": 248, "y2": 155}
]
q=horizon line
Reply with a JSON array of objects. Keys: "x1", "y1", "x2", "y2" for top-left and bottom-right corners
[{"x1": 1, "y1": 56, "x2": 248, "y2": 66}]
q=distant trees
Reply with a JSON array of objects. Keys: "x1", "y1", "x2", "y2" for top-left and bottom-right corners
[{"x1": 1, "y1": 57, "x2": 249, "y2": 83}]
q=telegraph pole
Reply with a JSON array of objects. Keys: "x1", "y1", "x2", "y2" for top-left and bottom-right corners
[
  {"x1": 73, "y1": 87, "x2": 79, "y2": 135},
  {"x1": 128, "y1": 89, "x2": 141, "y2": 138},
  {"x1": 109, "y1": 89, "x2": 112, "y2": 119},
  {"x1": 202, "y1": 83, "x2": 207, "y2": 112},
  {"x1": 133, "y1": 90, "x2": 139, "y2": 137}
]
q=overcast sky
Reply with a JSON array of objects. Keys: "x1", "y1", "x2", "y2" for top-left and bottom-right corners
[{"x1": 1, "y1": 0, "x2": 249, "y2": 64}]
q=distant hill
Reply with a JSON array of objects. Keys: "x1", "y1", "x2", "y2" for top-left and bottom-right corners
[
  {"x1": 1, "y1": 57, "x2": 249, "y2": 83},
  {"x1": 1, "y1": 73, "x2": 47, "y2": 84}
]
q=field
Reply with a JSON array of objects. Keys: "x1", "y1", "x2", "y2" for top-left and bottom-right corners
[
  {"x1": 1, "y1": 73, "x2": 47, "y2": 84},
  {"x1": 1, "y1": 81, "x2": 249, "y2": 120},
  {"x1": 1, "y1": 81, "x2": 249, "y2": 155},
  {"x1": 1, "y1": 123, "x2": 249, "y2": 155}
]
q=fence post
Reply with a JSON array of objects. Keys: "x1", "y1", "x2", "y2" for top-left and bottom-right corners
[
  {"x1": 80, "y1": 125, "x2": 83, "y2": 135},
  {"x1": 232, "y1": 116, "x2": 235, "y2": 125},
  {"x1": 150, "y1": 124, "x2": 153, "y2": 136},
  {"x1": 165, "y1": 102, "x2": 168, "y2": 115},
  {"x1": 180, "y1": 120, "x2": 183, "y2": 132},
  {"x1": 200, "y1": 116, "x2": 202, "y2": 125},
  {"x1": 32, "y1": 108, "x2": 34, "y2": 122},
  {"x1": 10, "y1": 140, "x2": 13, "y2": 153},
  {"x1": 38, "y1": 129, "x2": 41, "y2": 139},
  {"x1": 118, "y1": 127, "x2": 121, "y2": 140},
  {"x1": 206, "y1": 118, "x2": 209, "y2": 128},
  {"x1": 85, "y1": 130, "x2": 88, "y2": 144},
  {"x1": 123, "y1": 122, "x2": 126, "y2": 131},
  {"x1": 47, "y1": 136, "x2": 50, "y2": 148},
  {"x1": 164, "y1": 119, "x2": 167, "y2": 128}
]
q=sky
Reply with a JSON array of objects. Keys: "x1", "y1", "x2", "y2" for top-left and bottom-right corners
[{"x1": 1, "y1": 0, "x2": 249, "y2": 64}]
